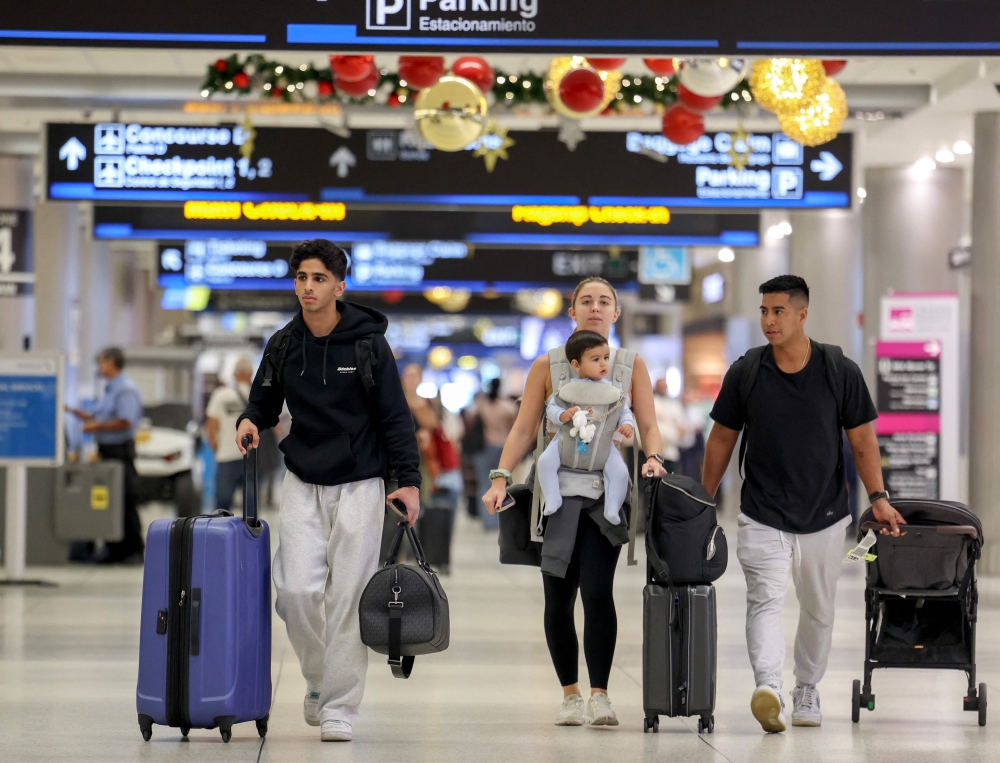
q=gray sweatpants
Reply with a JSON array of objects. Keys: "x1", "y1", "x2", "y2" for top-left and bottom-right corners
[
  {"x1": 736, "y1": 512, "x2": 851, "y2": 691},
  {"x1": 273, "y1": 471, "x2": 385, "y2": 726}
]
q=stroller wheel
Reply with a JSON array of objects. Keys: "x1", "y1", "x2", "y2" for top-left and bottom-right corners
[
  {"x1": 979, "y1": 683, "x2": 987, "y2": 727},
  {"x1": 851, "y1": 680, "x2": 861, "y2": 724}
]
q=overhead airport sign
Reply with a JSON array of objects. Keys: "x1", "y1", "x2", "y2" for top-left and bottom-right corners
[
  {"x1": 157, "y1": 240, "x2": 641, "y2": 293},
  {"x1": 49, "y1": 123, "x2": 851, "y2": 210},
  {"x1": 6, "y1": 1, "x2": 1000, "y2": 55}
]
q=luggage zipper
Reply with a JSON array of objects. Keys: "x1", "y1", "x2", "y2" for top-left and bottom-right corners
[
  {"x1": 706, "y1": 526, "x2": 723, "y2": 561},
  {"x1": 165, "y1": 516, "x2": 196, "y2": 729},
  {"x1": 659, "y1": 480, "x2": 716, "y2": 508}
]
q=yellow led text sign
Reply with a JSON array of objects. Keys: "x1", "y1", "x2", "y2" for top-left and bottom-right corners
[
  {"x1": 511, "y1": 205, "x2": 671, "y2": 227},
  {"x1": 184, "y1": 201, "x2": 347, "y2": 222}
]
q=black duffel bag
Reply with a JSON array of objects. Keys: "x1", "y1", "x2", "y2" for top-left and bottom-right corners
[
  {"x1": 359, "y1": 521, "x2": 450, "y2": 678},
  {"x1": 498, "y1": 483, "x2": 543, "y2": 567},
  {"x1": 646, "y1": 474, "x2": 728, "y2": 585}
]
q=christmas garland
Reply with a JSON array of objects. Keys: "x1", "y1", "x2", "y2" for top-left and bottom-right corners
[{"x1": 201, "y1": 54, "x2": 754, "y2": 114}]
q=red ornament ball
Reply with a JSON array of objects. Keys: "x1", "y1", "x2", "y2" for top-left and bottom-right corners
[
  {"x1": 382, "y1": 290, "x2": 405, "y2": 304},
  {"x1": 387, "y1": 92, "x2": 402, "y2": 108},
  {"x1": 677, "y1": 84, "x2": 722, "y2": 113},
  {"x1": 330, "y1": 55, "x2": 376, "y2": 82},
  {"x1": 335, "y1": 69, "x2": 380, "y2": 98},
  {"x1": 450, "y1": 56, "x2": 494, "y2": 94},
  {"x1": 398, "y1": 55, "x2": 445, "y2": 90},
  {"x1": 214, "y1": 59, "x2": 228, "y2": 73},
  {"x1": 822, "y1": 60, "x2": 847, "y2": 76},
  {"x1": 644, "y1": 58, "x2": 676, "y2": 76},
  {"x1": 662, "y1": 104, "x2": 705, "y2": 145},
  {"x1": 559, "y1": 67, "x2": 605, "y2": 114},
  {"x1": 232, "y1": 72, "x2": 249, "y2": 89},
  {"x1": 317, "y1": 80, "x2": 334, "y2": 97},
  {"x1": 587, "y1": 57, "x2": 626, "y2": 71}
]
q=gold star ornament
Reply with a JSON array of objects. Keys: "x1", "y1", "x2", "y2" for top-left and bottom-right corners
[
  {"x1": 474, "y1": 119, "x2": 515, "y2": 173},
  {"x1": 728, "y1": 123, "x2": 751, "y2": 171}
]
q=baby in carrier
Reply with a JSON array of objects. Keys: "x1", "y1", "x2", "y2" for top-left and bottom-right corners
[{"x1": 537, "y1": 331, "x2": 635, "y2": 525}]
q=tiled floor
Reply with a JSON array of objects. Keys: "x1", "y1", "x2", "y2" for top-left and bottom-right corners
[{"x1": 1, "y1": 507, "x2": 997, "y2": 762}]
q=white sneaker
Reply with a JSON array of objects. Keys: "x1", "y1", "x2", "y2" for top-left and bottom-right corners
[
  {"x1": 303, "y1": 691, "x2": 321, "y2": 727},
  {"x1": 555, "y1": 694, "x2": 586, "y2": 726},
  {"x1": 320, "y1": 719, "x2": 353, "y2": 742},
  {"x1": 751, "y1": 685, "x2": 787, "y2": 733},
  {"x1": 791, "y1": 683, "x2": 822, "y2": 727},
  {"x1": 587, "y1": 693, "x2": 619, "y2": 726}
]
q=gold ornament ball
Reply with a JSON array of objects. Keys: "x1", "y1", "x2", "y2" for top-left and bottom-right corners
[
  {"x1": 778, "y1": 77, "x2": 848, "y2": 147},
  {"x1": 749, "y1": 58, "x2": 826, "y2": 116},
  {"x1": 544, "y1": 56, "x2": 621, "y2": 120},
  {"x1": 414, "y1": 75, "x2": 488, "y2": 152}
]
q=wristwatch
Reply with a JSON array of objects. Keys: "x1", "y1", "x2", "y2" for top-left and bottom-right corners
[
  {"x1": 868, "y1": 490, "x2": 890, "y2": 505},
  {"x1": 489, "y1": 469, "x2": 513, "y2": 486},
  {"x1": 646, "y1": 453, "x2": 665, "y2": 465}
]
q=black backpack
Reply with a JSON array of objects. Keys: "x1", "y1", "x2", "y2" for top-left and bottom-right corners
[
  {"x1": 260, "y1": 319, "x2": 379, "y2": 395},
  {"x1": 737, "y1": 342, "x2": 846, "y2": 477},
  {"x1": 646, "y1": 474, "x2": 728, "y2": 585}
]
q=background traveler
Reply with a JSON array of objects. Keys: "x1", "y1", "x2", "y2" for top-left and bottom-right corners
[
  {"x1": 205, "y1": 356, "x2": 254, "y2": 513},
  {"x1": 65, "y1": 347, "x2": 145, "y2": 564},
  {"x1": 472, "y1": 377, "x2": 517, "y2": 530},
  {"x1": 235, "y1": 239, "x2": 421, "y2": 743},
  {"x1": 701, "y1": 275, "x2": 906, "y2": 734}
]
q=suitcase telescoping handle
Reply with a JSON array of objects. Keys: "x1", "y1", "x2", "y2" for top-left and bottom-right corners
[{"x1": 241, "y1": 435, "x2": 261, "y2": 529}]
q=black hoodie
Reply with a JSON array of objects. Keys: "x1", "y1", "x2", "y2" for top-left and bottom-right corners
[{"x1": 239, "y1": 302, "x2": 420, "y2": 490}]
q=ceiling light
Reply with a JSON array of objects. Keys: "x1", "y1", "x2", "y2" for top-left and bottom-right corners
[
  {"x1": 200, "y1": 89, "x2": 210, "y2": 97},
  {"x1": 778, "y1": 221, "x2": 792, "y2": 236},
  {"x1": 857, "y1": 187, "x2": 867, "y2": 199},
  {"x1": 953, "y1": 140, "x2": 972, "y2": 155},
  {"x1": 935, "y1": 149, "x2": 955, "y2": 163},
  {"x1": 717, "y1": 247, "x2": 735, "y2": 262},
  {"x1": 914, "y1": 157, "x2": 937, "y2": 173}
]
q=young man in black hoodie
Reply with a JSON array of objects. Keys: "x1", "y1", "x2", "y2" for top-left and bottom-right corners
[{"x1": 236, "y1": 239, "x2": 420, "y2": 743}]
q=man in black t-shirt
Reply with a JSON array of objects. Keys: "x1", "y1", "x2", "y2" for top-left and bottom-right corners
[{"x1": 703, "y1": 275, "x2": 905, "y2": 734}]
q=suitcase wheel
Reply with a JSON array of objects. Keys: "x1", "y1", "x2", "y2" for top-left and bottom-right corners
[
  {"x1": 215, "y1": 715, "x2": 236, "y2": 743},
  {"x1": 697, "y1": 716, "x2": 714, "y2": 734},
  {"x1": 643, "y1": 716, "x2": 659, "y2": 733},
  {"x1": 256, "y1": 714, "x2": 269, "y2": 738},
  {"x1": 180, "y1": 727, "x2": 190, "y2": 738},
  {"x1": 220, "y1": 728, "x2": 232, "y2": 744},
  {"x1": 138, "y1": 714, "x2": 153, "y2": 742}
]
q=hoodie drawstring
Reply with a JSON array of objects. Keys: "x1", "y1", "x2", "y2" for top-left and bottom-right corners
[{"x1": 322, "y1": 334, "x2": 331, "y2": 385}]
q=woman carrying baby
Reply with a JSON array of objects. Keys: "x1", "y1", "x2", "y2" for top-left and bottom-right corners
[{"x1": 482, "y1": 277, "x2": 667, "y2": 727}]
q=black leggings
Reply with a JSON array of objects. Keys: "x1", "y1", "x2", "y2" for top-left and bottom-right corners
[{"x1": 543, "y1": 512, "x2": 621, "y2": 689}]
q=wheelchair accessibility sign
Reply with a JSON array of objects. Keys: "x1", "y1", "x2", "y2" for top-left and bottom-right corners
[{"x1": 638, "y1": 246, "x2": 690, "y2": 285}]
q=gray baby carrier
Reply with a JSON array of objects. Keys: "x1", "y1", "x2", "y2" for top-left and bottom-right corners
[
  {"x1": 530, "y1": 345, "x2": 643, "y2": 565},
  {"x1": 553, "y1": 380, "x2": 627, "y2": 472}
]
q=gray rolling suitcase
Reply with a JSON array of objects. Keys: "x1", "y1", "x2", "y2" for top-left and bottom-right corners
[{"x1": 642, "y1": 583, "x2": 717, "y2": 734}]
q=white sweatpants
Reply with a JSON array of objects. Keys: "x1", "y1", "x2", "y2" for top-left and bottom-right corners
[
  {"x1": 273, "y1": 471, "x2": 385, "y2": 727},
  {"x1": 736, "y1": 512, "x2": 850, "y2": 690}
]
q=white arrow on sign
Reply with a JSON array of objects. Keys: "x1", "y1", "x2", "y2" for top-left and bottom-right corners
[
  {"x1": 923, "y1": 339, "x2": 942, "y2": 358},
  {"x1": 329, "y1": 146, "x2": 357, "y2": 179},
  {"x1": 809, "y1": 151, "x2": 843, "y2": 181},
  {"x1": 58, "y1": 137, "x2": 88, "y2": 171}
]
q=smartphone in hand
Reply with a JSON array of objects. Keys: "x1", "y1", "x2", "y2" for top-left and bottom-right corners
[
  {"x1": 388, "y1": 498, "x2": 408, "y2": 520},
  {"x1": 497, "y1": 494, "x2": 517, "y2": 512}
]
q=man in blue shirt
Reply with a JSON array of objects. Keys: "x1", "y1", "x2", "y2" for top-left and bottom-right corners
[{"x1": 66, "y1": 347, "x2": 145, "y2": 563}]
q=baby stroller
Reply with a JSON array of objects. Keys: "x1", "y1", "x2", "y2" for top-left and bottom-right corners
[{"x1": 852, "y1": 499, "x2": 985, "y2": 725}]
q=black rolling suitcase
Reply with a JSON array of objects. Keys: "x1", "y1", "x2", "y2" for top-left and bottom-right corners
[
  {"x1": 642, "y1": 582, "x2": 717, "y2": 734},
  {"x1": 416, "y1": 491, "x2": 454, "y2": 570}
]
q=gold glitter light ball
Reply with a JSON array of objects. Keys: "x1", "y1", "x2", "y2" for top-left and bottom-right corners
[
  {"x1": 778, "y1": 76, "x2": 848, "y2": 147},
  {"x1": 749, "y1": 58, "x2": 826, "y2": 115}
]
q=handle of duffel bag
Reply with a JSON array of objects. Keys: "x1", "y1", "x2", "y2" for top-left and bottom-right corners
[
  {"x1": 384, "y1": 522, "x2": 432, "y2": 573},
  {"x1": 241, "y1": 435, "x2": 260, "y2": 529}
]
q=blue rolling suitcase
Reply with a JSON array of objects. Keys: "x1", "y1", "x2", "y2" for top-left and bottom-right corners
[{"x1": 136, "y1": 440, "x2": 271, "y2": 743}]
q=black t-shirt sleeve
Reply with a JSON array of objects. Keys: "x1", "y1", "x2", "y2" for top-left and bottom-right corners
[
  {"x1": 840, "y1": 357, "x2": 878, "y2": 429},
  {"x1": 710, "y1": 357, "x2": 746, "y2": 431}
]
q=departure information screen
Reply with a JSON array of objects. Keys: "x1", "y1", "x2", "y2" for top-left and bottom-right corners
[{"x1": 48, "y1": 123, "x2": 852, "y2": 210}]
